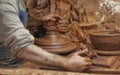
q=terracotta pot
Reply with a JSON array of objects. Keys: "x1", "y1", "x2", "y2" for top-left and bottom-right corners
[
  {"x1": 89, "y1": 30, "x2": 120, "y2": 51},
  {"x1": 35, "y1": 31, "x2": 77, "y2": 53}
]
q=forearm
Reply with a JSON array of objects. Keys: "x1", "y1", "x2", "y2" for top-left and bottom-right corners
[{"x1": 17, "y1": 44, "x2": 66, "y2": 68}]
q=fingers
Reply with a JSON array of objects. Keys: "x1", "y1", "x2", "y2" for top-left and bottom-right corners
[
  {"x1": 74, "y1": 50, "x2": 88, "y2": 55},
  {"x1": 83, "y1": 58, "x2": 92, "y2": 69},
  {"x1": 84, "y1": 57, "x2": 91, "y2": 62},
  {"x1": 80, "y1": 60, "x2": 92, "y2": 68},
  {"x1": 74, "y1": 61, "x2": 92, "y2": 72},
  {"x1": 83, "y1": 62, "x2": 92, "y2": 70},
  {"x1": 86, "y1": 62, "x2": 92, "y2": 66},
  {"x1": 77, "y1": 54, "x2": 92, "y2": 65},
  {"x1": 81, "y1": 63, "x2": 91, "y2": 70}
]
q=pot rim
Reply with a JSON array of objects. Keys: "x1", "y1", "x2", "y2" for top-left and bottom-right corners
[{"x1": 89, "y1": 30, "x2": 120, "y2": 36}]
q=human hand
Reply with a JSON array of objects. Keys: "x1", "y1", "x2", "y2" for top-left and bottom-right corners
[{"x1": 63, "y1": 51, "x2": 92, "y2": 72}]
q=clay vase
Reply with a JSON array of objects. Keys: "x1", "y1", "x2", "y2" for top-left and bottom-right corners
[{"x1": 89, "y1": 30, "x2": 120, "y2": 51}]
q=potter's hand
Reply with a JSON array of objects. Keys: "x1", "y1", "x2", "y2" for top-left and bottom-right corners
[
  {"x1": 17, "y1": 44, "x2": 91, "y2": 72},
  {"x1": 64, "y1": 51, "x2": 92, "y2": 72}
]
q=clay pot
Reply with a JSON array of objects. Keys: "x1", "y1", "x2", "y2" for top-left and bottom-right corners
[
  {"x1": 89, "y1": 30, "x2": 120, "y2": 51},
  {"x1": 35, "y1": 31, "x2": 77, "y2": 53}
]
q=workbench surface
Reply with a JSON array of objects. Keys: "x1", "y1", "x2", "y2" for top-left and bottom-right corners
[
  {"x1": 0, "y1": 62, "x2": 119, "y2": 75},
  {"x1": 0, "y1": 68, "x2": 118, "y2": 75}
]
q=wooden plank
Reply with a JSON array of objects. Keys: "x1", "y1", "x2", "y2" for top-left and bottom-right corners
[
  {"x1": 0, "y1": 68, "x2": 118, "y2": 75},
  {"x1": 17, "y1": 57, "x2": 120, "y2": 75},
  {"x1": 87, "y1": 68, "x2": 120, "y2": 74}
]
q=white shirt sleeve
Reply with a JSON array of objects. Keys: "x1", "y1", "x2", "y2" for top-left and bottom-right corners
[{"x1": 0, "y1": 0, "x2": 35, "y2": 56}]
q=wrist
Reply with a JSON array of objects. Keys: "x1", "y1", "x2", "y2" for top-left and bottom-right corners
[{"x1": 58, "y1": 57, "x2": 69, "y2": 69}]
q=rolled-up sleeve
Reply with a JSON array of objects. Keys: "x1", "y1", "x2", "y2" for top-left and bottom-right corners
[{"x1": 0, "y1": 0, "x2": 34, "y2": 56}]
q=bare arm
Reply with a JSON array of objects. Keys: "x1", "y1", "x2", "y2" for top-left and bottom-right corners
[
  {"x1": 17, "y1": 44, "x2": 92, "y2": 72},
  {"x1": 17, "y1": 44, "x2": 66, "y2": 68}
]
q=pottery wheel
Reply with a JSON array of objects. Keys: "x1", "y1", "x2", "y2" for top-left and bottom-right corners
[{"x1": 35, "y1": 33, "x2": 77, "y2": 54}]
